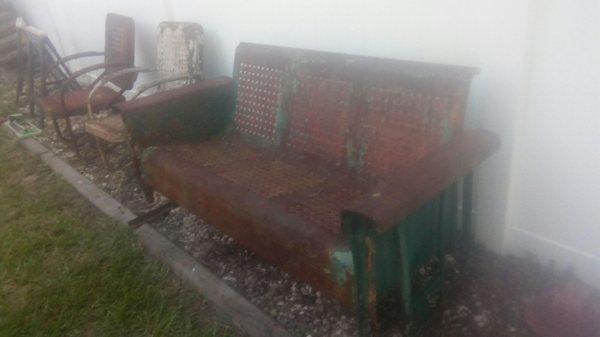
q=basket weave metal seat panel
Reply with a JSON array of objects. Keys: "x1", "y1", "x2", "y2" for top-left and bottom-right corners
[
  {"x1": 144, "y1": 135, "x2": 370, "y2": 237},
  {"x1": 142, "y1": 134, "x2": 371, "y2": 304}
]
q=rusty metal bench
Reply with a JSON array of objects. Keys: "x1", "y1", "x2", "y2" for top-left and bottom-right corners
[{"x1": 117, "y1": 43, "x2": 499, "y2": 336}]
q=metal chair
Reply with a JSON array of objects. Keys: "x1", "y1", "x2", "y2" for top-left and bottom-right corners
[
  {"x1": 35, "y1": 13, "x2": 136, "y2": 157},
  {"x1": 14, "y1": 17, "x2": 79, "y2": 123},
  {"x1": 84, "y1": 21, "x2": 203, "y2": 170}
]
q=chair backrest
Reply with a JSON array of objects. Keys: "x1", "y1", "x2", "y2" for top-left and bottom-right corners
[
  {"x1": 104, "y1": 13, "x2": 135, "y2": 90},
  {"x1": 15, "y1": 18, "x2": 79, "y2": 120},
  {"x1": 232, "y1": 43, "x2": 478, "y2": 178},
  {"x1": 155, "y1": 21, "x2": 203, "y2": 90}
]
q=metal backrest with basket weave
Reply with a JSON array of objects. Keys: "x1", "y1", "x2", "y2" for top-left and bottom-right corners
[{"x1": 84, "y1": 21, "x2": 203, "y2": 171}]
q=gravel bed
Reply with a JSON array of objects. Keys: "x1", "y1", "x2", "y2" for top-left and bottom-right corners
[
  {"x1": 5, "y1": 74, "x2": 597, "y2": 337},
  {"x1": 31, "y1": 122, "x2": 363, "y2": 337}
]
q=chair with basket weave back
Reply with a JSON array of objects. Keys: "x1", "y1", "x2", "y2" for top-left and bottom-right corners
[
  {"x1": 84, "y1": 21, "x2": 203, "y2": 171},
  {"x1": 35, "y1": 13, "x2": 136, "y2": 158}
]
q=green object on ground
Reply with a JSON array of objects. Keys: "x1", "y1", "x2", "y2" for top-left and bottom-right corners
[
  {"x1": 0, "y1": 132, "x2": 235, "y2": 337},
  {"x1": 4, "y1": 114, "x2": 42, "y2": 138}
]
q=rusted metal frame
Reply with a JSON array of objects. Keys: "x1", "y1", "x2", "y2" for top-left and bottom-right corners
[
  {"x1": 93, "y1": 137, "x2": 110, "y2": 171},
  {"x1": 132, "y1": 73, "x2": 203, "y2": 99},
  {"x1": 42, "y1": 51, "x2": 105, "y2": 84},
  {"x1": 38, "y1": 41, "x2": 81, "y2": 95},
  {"x1": 236, "y1": 42, "x2": 479, "y2": 91},
  {"x1": 233, "y1": 43, "x2": 478, "y2": 173},
  {"x1": 435, "y1": 192, "x2": 447, "y2": 279},
  {"x1": 344, "y1": 129, "x2": 500, "y2": 233},
  {"x1": 134, "y1": 43, "x2": 491, "y2": 337},
  {"x1": 84, "y1": 67, "x2": 150, "y2": 170},
  {"x1": 441, "y1": 183, "x2": 459, "y2": 251},
  {"x1": 59, "y1": 62, "x2": 128, "y2": 115},
  {"x1": 53, "y1": 62, "x2": 126, "y2": 156},
  {"x1": 16, "y1": 19, "x2": 81, "y2": 98},
  {"x1": 41, "y1": 51, "x2": 105, "y2": 98},
  {"x1": 346, "y1": 200, "x2": 442, "y2": 337},
  {"x1": 462, "y1": 173, "x2": 474, "y2": 243},
  {"x1": 342, "y1": 214, "x2": 378, "y2": 337},
  {"x1": 343, "y1": 166, "x2": 482, "y2": 336},
  {"x1": 397, "y1": 227, "x2": 413, "y2": 336},
  {"x1": 102, "y1": 14, "x2": 136, "y2": 90},
  {"x1": 116, "y1": 77, "x2": 233, "y2": 200},
  {"x1": 238, "y1": 42, "x2": 479, "y2": 80},
  {"x1": 142, "y1": 148, "x2": 346, "y2": 299},
  {"x1": 126, "y1": 135, "x2": 153, "y2": 201},
  {"x1": 117, "y1": 77, "x2": 233, "y2": 148},
  {"x1": 128, "y1": 201, "x2": 177, "y2": 229},
  {"x1": 345, "y1": 196, "x2": 449, "y2": 337},
  {"x1": 44, "y1": 38, "x2": 76, "y2": 78},
  {"x1": 87, "y1": 67, "x2": 152, "y2": 116},
  {"x1": 407, "y1": 188, "x2": 459, "y2": 336}
]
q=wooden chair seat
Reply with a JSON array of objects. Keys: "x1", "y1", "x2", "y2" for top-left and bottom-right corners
[{"x1": 84, "y1": 113, "x2": 127, "y2": 143}]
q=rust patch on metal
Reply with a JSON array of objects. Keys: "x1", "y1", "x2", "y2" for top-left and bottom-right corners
[{"x1": 104, "y1": 13, "x2": 136, "y2": 90}]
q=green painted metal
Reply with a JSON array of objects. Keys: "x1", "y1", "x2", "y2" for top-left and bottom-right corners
[
  {"x1": 329, "y1": 247, "x2": 355, "y2": 286},
  {"x1": 344, "y1": 184, "x2": 466, "y2": 336},
  {"x1": 342, "y1": 215, "x2": 372, "y2": 337},
  {"x1": 4, "y1": 114, "x2": 42, "y2": 138},
  {"x1": 462, "y1": 173, "x2": 474, "y2": 243}
]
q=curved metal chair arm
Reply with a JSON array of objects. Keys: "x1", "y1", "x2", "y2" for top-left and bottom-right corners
[
  {"x1": 59, "y1": 62, "x2": 127, "y2": 118},
  {"x1": 132, "y1": 73, "x2": 203, "y2": 99},
  {"x1": 43, "y1": 51, "x2": 106, "y2": 86},
  {"x1": 86, "y1": 66, "x2": 153, "y2": 117}
]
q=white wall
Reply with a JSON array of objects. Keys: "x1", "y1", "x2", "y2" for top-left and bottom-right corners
[
  {"x1": 506, "y1": 0, "x2": 600, "y2": 286},
  {"x1": 12, "y1": 0, "x2": 599, "y2": 286}
]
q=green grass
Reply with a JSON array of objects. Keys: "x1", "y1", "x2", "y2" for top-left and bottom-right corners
[{"x1": 0, "y1": 131, "x2": 235, "y2": 336}]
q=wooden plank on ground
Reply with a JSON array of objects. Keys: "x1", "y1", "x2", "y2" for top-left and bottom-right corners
[{"x1": 137, "y1": 224, "x2": 293, "y2": 337}]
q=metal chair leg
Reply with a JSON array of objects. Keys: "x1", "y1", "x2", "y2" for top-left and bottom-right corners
[
  {"x1": 94, "y1": 136, "x2": 110, "y2": 171},
  {"x1": 127, "y1": 138, "x2": 153, "y2": 202},
  {"x1": 62, "y1": 114, "x2": 81, "y2": 158},
  {"x1": 462, "y1": 173, "x2": 474, "y2": 243},
  {"x1": 51, "y1": 113, "x2": 67, "y2": 141}
]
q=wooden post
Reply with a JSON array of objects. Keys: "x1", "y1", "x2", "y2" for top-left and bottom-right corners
[
  {"x1": 26, "y1": 38, "x2": 35, "y2": 118},
  {"x1": 36, "y1": 36, "x2": 47, "y2": 125},
  {"x1": 15, "y1": 26, "x2": 23, "y2": 108}
]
